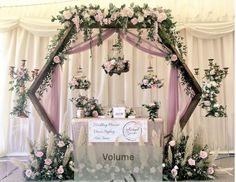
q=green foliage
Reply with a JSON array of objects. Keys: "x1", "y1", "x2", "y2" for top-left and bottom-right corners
[
  {"x1": 142, "y1": 101, "x2": 160, "y2": 121},
  {"x1": 200, "y1": 59, "x2": 228, "y2": 117}
]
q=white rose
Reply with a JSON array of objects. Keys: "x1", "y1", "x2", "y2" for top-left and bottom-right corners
[
  {"x1": 138, "y1": 15, "x2": 144, "y2": 22},
  {"x1": 110, "y1": 59, "x2": 116, "y2": 65},
  {"x1": 204, "y1": 101, "x2": 211, "y2": 106},
  {"x1": 210, "y1": 70, "x2": 215, "y2": 75},
  {"x1": 215, "y1": 112, "x2": 219, "y2": 117},
  {"x1": 214, "y1": 104, "x2": 220, "y2": 108},
  {"x1": 169, "y1": 140, "x2": 176, "y2": 147}
]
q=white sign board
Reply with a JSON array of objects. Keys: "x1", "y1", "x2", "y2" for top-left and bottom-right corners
[
  {"x1": 88, "y1": 119, "x2": 148, "y2": 143},
  {"x1": 113, "y1": 107, "x2": 126, "y2": 118}
]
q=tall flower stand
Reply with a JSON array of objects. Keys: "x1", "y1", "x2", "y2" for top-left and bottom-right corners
[{"x1": 8, "y1": 117, "x2": 29, "y2": 155}]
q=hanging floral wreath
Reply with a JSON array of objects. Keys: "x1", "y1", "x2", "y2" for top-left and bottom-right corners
[{"x1": 199, "y1": 59, "x2": 228, "y2": 117}]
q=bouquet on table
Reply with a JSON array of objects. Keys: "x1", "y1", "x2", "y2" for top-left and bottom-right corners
[
  {"x1": 142, "y1": 101, "x2": 160, "y2": 121},
  {"x1": 71, "y1": 95, "x2": 104, "y2": 118}
]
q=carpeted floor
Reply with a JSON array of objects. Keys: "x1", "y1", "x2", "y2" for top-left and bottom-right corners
[{"x1": 0, "y1": 155, "x2": 234, "y2": 182}]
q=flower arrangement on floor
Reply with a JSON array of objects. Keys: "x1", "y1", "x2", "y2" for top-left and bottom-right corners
[
  {"x1": 107, "y1": 107, "x2": 136, "y2": 118},
  {"x1": 71, "y1": 95, "x2": 104, "y2": 117},
  {"x1": 142, "y1": 101, "x2": 160, "y2": 121},
  {"x1": 163, "y1": 119, "x2": 217, "y2": 181},
  {"x1": 198, "y1": 59, "x2": 228, "y2": 117},
  {"x1": 139, "y1": 75, "x2": 164, "y2": 89},
  {"x1": 9, "y1": 60, "x2": 39, "y2": 117},
  {"x1": 12, "y1": 132, "x2": 75, "y2": 181}
]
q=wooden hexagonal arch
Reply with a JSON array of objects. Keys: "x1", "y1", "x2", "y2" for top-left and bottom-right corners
[{"x1": 28, "y1": 7, "x2": 202, "y2": 134}]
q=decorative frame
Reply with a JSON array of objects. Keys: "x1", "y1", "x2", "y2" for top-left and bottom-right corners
[{"x1": 28, "y1": 5, "x2": 202, "y2": 134}]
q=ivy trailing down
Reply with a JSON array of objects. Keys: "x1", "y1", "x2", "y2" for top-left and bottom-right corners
[{"x1": 36, "y1": 3, "x2": 195, "y2": 97}]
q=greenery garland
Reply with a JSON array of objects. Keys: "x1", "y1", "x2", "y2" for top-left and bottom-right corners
[{"x1": 36, "y1": 3, "x2": 191, "y2": 97}]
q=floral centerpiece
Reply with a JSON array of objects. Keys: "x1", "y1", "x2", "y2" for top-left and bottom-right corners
[
  {"x1": 139, "y1": 75, "x2": 164, "y2": 89},
  {"x1": 71, "y1": 95, "x2": 104, "y2": 117},
  {"x1": 9, "y1": 60, "x2": 38, "y2": 117},
  {"x1": 107, "y1": 107, "x2": 136, "y2": 118},
  {"x1": 142, "y1": 101, "x2": 160, "y2": 121},
  {"x1": 163, "y1": 121, "x2": 216, "y2": 181},
  {"x1": 69, "y1": 76, "x2": 91, "y2": 90},
  {"x1": 12, "y1": 132, "x2": 75, "y2": 181},
  {"x1": 199, "y1": 59, "x2": 228, "y2": 117}
]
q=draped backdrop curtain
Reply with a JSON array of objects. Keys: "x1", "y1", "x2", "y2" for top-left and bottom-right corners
[{"x1": 0, "y1": 4, "x2": 234, "y2": 156}]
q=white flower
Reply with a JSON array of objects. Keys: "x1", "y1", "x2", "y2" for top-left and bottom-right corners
[
  {"x1": 138, "y1": 15, "x2": 144, "y2": 22},
  {"x1": 162, "y1": 163, "x2": 165, "y2": 167},
  {"x1": 215, "y1": 112, "x2": 219, "y2": 117},
  {"x1": 150, "y1": 167, "x2": 156, "y2": 173},
  {"x1": 214, "y1": 104, "x2": 220, "y2": 108},
  {"x1": 199, "y1": 150, "x2": 208, "y2": 159},
  {"x1": 63, "y1": 10, "x2": 72, "y2": 20},
  {"x1": 133, "y1": 167, "x2": 139, "y2": 173},
  {"x1": 169, "y1": 140, "x2": 176, "y2": 147},
  {"x1": 110, "y1": 59, "x2": 116, "y2": 65},
  {"x1": 25, "y1": 169, "x2": 32, "y2": 178},
  {"x1": 204, "y1": 101, "x2": 211, "y2": 106},
  {"x1": 174, "y1": 165, "x2": 179, "y2": 170},
  {"x1": 210, "y1": 70, "x2": 215, "y2": 75}
]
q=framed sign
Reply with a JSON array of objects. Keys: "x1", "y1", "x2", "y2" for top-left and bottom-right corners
[
  {"x1": 88, "y1": 119, "x2": 148, "y2": 143},
  {"x1": 113, "y1": 107, "x2": 126, "y2": 118}
]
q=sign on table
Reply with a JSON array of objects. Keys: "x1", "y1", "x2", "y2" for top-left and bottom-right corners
[{"x1": 88, "y1": 119, "x2": 148, "y2": 143}]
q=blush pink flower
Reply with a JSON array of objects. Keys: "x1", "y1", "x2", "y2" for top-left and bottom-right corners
[
  {"x1": 157, "y1": 12, "x2": 167, "y2": 23},
  {"x1": 25, "y1": 169, "x2": 32, "y2": 178},
  {"x1": 131, "y1": 18, "x2": 138, "y2": 25},
  {"x1": 199, "y1": 150, "x2": 208, "y2": 159},
  {"x1": 169, "y1": 140, "x2": 176, "y2": 147},
  {"x1": 171, "y1": 168, "x2": 178, "y2": 177},
  {"x1": 207, "y1": 167, "x2": 214, "y2": 174},
  {"x1": 57, "y1": 141, "x2": 65, "y2": 148},
  {"x1": 188, "y1": 158, "x2": 196, "y2": 166},
  {"x1": 53, "y1": 56, "x2": 61, "y2": 64},
  {"x1": 95, "y1": 12, "x2": 103, "y2": 22},
  {"x1": 44, "y1": 159, "x2": 52, "y2": 166},
  {"x1": 57, "y1": 165, "x2": 64, "y2": 174},
  {"x1": 171, "y1": 54, "x2": 178, "y2": 61},
  {"x1": 35, "y1": 151, "x2": 44, "y2": 158},
  {"x1": 142, "y1": 79, "x2": 148, "y2": 85},
  {"x1": 111, "y1": 12, "x2": 119, "y2": 20},
  {"x1": 92, "y1": 110, "x2": 99, "y2": 117},
  {"x1": 63, "y1": 10, "x2": 72, "y2": 20},
  {"x1": 17, "y1": 70, "x2": 25, "y2": 78}
]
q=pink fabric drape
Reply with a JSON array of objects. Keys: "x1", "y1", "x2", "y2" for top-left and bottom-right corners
[
  {"x1": 42, "y1": 65, "x2": 61, "y2": 132},
  {"x1": 167, "y1": 67, "x2": 193, "y2": 134},
  {"x1": 46, "y1": 29, "x2": 192, "y2": 134}
]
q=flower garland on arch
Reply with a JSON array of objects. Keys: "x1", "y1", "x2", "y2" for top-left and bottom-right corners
[{"x1": 37, "y1": 3, "x2": 188, "y2": 97}]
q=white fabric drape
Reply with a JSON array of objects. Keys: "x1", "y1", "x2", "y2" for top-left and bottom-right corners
[{"x1": 0, "y1": 6, "x2": 234, "y2": 156}]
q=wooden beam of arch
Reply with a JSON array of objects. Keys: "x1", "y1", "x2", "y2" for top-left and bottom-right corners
[{"x1": 28, "y1": 24, "x2": 201, "y2": 133}]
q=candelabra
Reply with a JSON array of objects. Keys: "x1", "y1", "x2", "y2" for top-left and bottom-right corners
[
  {"x1": 194, "y1": 58, "x2": 229, "y2": 154},
  {"x1": 9, "y1": 60, "x2": 39, "y2": 117}
]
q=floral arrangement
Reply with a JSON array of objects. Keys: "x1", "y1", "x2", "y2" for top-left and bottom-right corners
[
  {"x1": 12, "y1": 132, "x2": 75, "y2": 181},
  {"x1": 199, "y1": 59, "x2": 228, "y2": 117},
  {"x1": 102, "y1": 57, "x2": 129, "y2": 76},
  {"x1": 36, "y1": 3, "x2": 190, "y2": 97},
  {"x1": 71, "y1": 95, "x2": 104, "y2": 117},
  {"x1": 69, "y1": 76, "x2": 91, "y2": 90},
  {"x1": 163, "y1": 121, "x2": 217, "y2": 181},
  {"x1": 9, "y1": 60, "x2": 38, "y2": 117},
  {"x1": 139, "y1": 75, "x2": 164, "y2": 89},
  {"x1": 107, "y1": 107, "x2": 135, "y2": 118},
  {"x1": 142, "y1": 101, "x2": 160, "y2": 121}
]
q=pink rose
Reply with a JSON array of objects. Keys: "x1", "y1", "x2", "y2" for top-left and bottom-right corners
[
  {"x1": 72, "y1": 17, "x2": 80, "y2": 32},
  {"x1": 57, "y1": 165, "x2": 64, "y2": 174},
  {"x1": 69, "y1": 78, "x2": 78, "y2": 87},
  {"x1": 171, "y1": 168, "x2": 178, "y2": 177},
  {"x1": 25, "y1": 169, "x2": 32, "y2": 177},
  {"x1": 188, "y1": 158, "x2": 195, "y2": 166},
  {"x1": 63, "y1": 10, "x2": 72, "y2": 20},
  {"x1": 131, "y1": 18, "x2": 138, "y2": 25},
  {"x1": 57, "y1": 141, "x2": 65, "y2": 148},
  {"x1": 35, "y1": 151, "x2": 44, "y2": 158},
  {"x1": 171, "y1": 54, "x2": 178, "y2": 61},
  {"x1": 53, "y1": 56, "x2": 61, "y2": 64},
  {"x1": 44, "y1": 159, "x2": 52, "y2": 166},
  {"x1": 157, "y1": 12, "x2": 167, "y2": 23},
  {"x1": 142, "y1": 79, "x2": 148, "y2": 85},
  {"x1": 199, "y1": 150, "x2": 208, "y2": 159},
  {"x1": 92, "y1": 110, "x2": 99, "y2": 117},
  {"x1": 169, "y1": 140, "x2": 176, "y2": 147},
  {"x1": 95, "y1": 13, "x2": 103, "y2": 22},
  {"x1": 207, "y1": 167, "x2": 214, "y2": 174}
]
